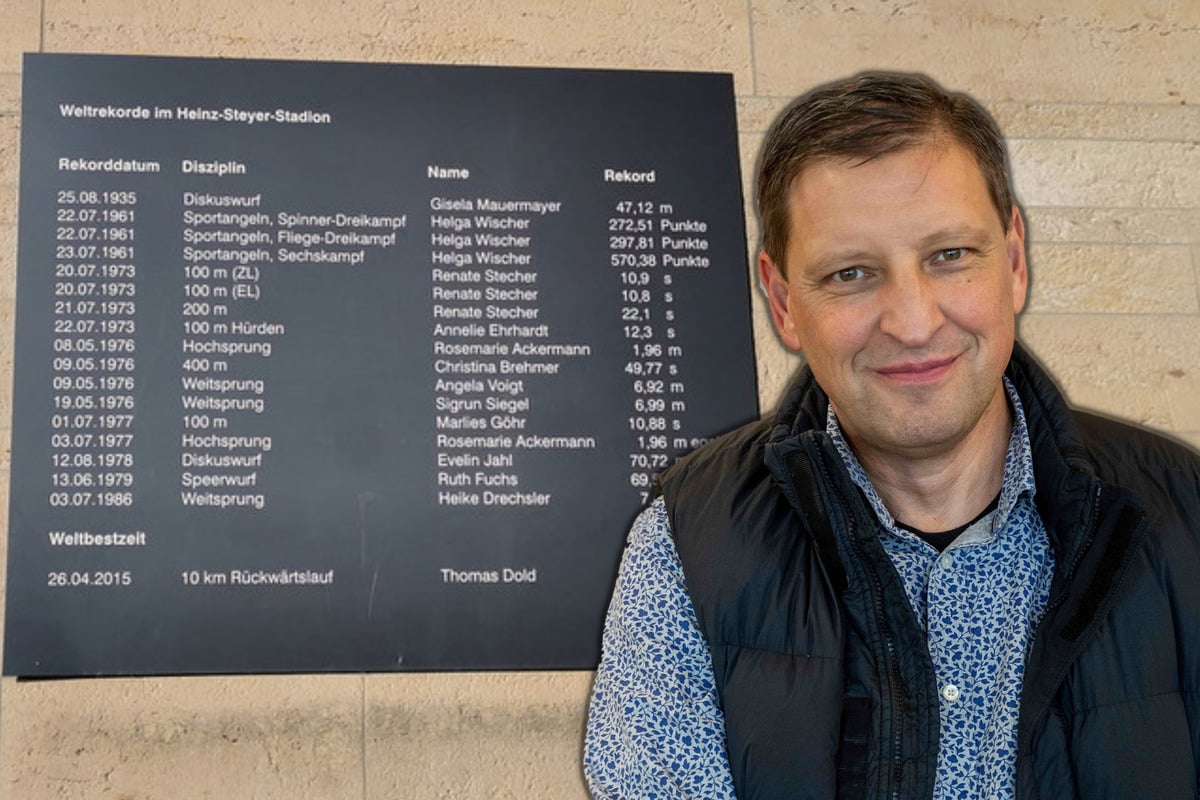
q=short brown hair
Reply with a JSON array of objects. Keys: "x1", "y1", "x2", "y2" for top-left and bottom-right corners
[{"x1": 756, "y1": 72, "x2": 1014, "y2": 269}]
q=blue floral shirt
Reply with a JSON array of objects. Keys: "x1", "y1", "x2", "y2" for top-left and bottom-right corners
[{"x1": 585, "y1": 380, "x2": 1055, "y2": 800}]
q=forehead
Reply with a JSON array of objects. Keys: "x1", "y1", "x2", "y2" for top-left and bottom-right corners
[{"x1": 785, "y1": 141, "x2": 999, "y2": 255}]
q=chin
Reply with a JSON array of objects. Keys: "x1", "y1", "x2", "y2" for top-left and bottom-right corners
[{"x1": 858, "y1": 412, "x2": 972, "y2": 457}]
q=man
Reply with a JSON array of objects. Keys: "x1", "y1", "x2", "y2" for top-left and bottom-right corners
[{"x1": 583, "y1": 73, "x2": 1200, "y2": 800}]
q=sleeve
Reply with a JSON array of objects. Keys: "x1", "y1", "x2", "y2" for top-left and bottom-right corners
[{"x1": 583, "y1": 497, "x2": 737, "y2": 800}]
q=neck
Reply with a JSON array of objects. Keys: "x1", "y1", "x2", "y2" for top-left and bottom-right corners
[{"x1": 844, "y1": 387, "x2": 1013, "y2": 532}]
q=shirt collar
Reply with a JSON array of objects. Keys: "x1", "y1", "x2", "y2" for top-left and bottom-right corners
[{"x1": 825, "y1": 376, "x2": 1037, "y2": 538}]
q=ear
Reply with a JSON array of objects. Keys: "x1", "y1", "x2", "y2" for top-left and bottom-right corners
[
  {"x1": 1006, "y1": 205, "x2": 1029, "y2": 315},
  {"x1": 758, "y1": 251, "x2": 803, "y2": 351}
]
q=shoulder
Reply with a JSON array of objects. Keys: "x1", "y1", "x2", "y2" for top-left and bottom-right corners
[
  {"x1": 1073, "y1": 410, "x2": 1200, "y2": 523},
  {"x1": 607, "y1": 499, "x2": 707, "y2": 645},
  {"x1": 659, "y1": 417, "x2": 775, "y2": 500},
  {"x1": 657, "y1": 416, "x2": 821, "y2": 618},
  {"x1": 1074, "y1": 410, "x2": 1199, "y2": 484},
  {"x1": 620, "y1": 498, "x2": 683, "y2": 584},
  {"x1": 657, "y1": 417, "x2": 785, "y2": 556}
]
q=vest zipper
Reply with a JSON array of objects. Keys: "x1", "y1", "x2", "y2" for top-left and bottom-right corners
[
  {"x1": 1019, "y1": 483, "x2": 1102, "y2": 776},
  {"x1": 843, "y1": 538, "x2": 908, "y2": 798},
  {"x1": 1055, "y1": 483, "x2": 1103, "y2": 599},
  {"x1": 865, "y1": 550, "x2": 906, "y2": 799},
  {"x1": 821, "y1": 451, "x2": 908, "y2": 798},
  {"x1": 805, "y1": 443, "x2": 916, "y2": 797},
  {"x1": 1029, "y1": 483, "x2": 1101, "y2": 651}
]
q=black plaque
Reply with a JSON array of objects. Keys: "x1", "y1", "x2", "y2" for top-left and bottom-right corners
[{"x1": 5, "y1": 53, "x2": 757, "y2": 675}]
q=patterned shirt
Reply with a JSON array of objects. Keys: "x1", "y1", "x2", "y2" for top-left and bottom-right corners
[{"x1": 584, "y1": 380, "x2": 1055, "y2": 800}]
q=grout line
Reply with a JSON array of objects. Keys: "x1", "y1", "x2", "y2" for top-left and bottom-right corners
[
  {"x1": 736, "y1": 130, "x2": 1200, "y2": 143},
  {"x1": 1022, "y1": 205, "x2": 1199, "y2": 211},
  {"x1": 1020, "y1": 311, "x2": 1200, "y2": 321},
  {"x1": 1023, "y1": 310, "x2": 1200, "y2": 319},
  {"x1": 993, "y1": 98, "x2": 1200, "y2": 111},
  {"x1": 1007, "y1": 135, "x2": 1200, "y2": 145},
  {"x1": 40, "y1": 0, "x2": 46, "y2": 52},
  {"x1": 1027, "y1": 241, "x2": 1195, "y2": 248},
  {"x1": 1028, "y1": 240, "x2": 1195, "y2": 247},
  {"x1": 738, "y1": 93, "x2": 1200, "y2": 111},
  {"x1": 745, "y1": 0, "x2": 758, "y2": 96}
]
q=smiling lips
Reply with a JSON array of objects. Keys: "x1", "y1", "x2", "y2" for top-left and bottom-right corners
[{"x1": 875, "y1": 354, "x2": 960, "y2": 384}]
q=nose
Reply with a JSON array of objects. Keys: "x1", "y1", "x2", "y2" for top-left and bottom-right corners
[{"x1": 878, "y1": 266, "x2": 945, "y2": 347}]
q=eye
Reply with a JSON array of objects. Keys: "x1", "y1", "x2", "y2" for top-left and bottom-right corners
[
  {"x1": 830, "y1": 266, "x2": 867, "y2": 283},
  {"x1": 933, "y1": 248, "x2": 967, "y2": 263}
]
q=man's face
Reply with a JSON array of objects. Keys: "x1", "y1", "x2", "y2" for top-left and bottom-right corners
[{"x1": 759, "y1": 140, "x2": 1028, "y2": 461}]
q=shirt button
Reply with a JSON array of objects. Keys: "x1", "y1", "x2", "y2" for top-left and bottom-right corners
[
  {"x1": 938, "y1": 553, "x2": 953, "y2": 570},
  {"x1": 941, "y1": 684, "x2": 961, "y2": 703}
]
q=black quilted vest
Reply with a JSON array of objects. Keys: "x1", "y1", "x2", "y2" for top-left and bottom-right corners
[{"x1": 660, "y1": 345, "x2": 1200, "y2": 799}]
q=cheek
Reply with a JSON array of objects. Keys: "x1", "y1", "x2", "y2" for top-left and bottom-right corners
[
  {"x1": 793, "y1": 304, "x2": 871, "y2": 364},
  {"x1": 949, "y1": 280, "x2": 1016, "y2": 334},
  {"x1": 939, "y1": 304, "x2": 1015, "y2": 361}
]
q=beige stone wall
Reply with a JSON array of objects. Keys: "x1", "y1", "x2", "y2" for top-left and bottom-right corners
[{"x1": 0, "y1": 1, "x2": 1195, "y2": 797}]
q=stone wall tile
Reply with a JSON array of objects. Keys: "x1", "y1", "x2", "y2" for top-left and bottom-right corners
[
  {"x1": 0, "y1": 300, "x2": 11, "y2": 428},
  {"x1": 738, "y1": 132, "x2": 763, "y2": 217},
  {"x1": 991, "y1": 101, "x2": 1200, "y2": 142},
  {"x1": 1165, "y1": 371, "x2": 1200, "y2": 432},
  {"x1": 1026, "y1": 244, "x2": 1198, "y2": 314},
  {"x1": 1194, "y1": 246, "x2": 1200, "y2": 309},
  {"x1": 751, "y1": 0, "x2": 1200, "y2": 104},
  {"x1": 736, "y1": 94, "x2": 790, "y2": 134},
  {"x1": 1011, "y1": 139, "x2": 1200, "y2": 208},
  {"x1": 0, "y1": 187, "x2": 14, "y2": 225},
  {"x1": 44, "y1": 0, "x2": 753, "y2": 83},
  {"x1": 0, "y1": 225, "x2": 14, "y2": 296},
  {"x1": 0, "y1": 117, "x2": 18, "y2": 192},
  {"x1": 1018, "y1": 314, "x2": 1200, "y2": 431},
  {"x1": 738, "y1": 99, "x2": 1200, "y2": 144},
  {"x1": 0, "y1": 73, "x2": 20, "y2": 115},
  {"x1": 743, "y1": 202, "x2": 759, "y2": 248},
  {"x1": 365, "y1": 671, "x2": 593, "y2": 800},
  {"x1": 0, "y1": 2, "x2": 40, "y2": 73},
  {"x1": 0, "y1": 674, "x2": 363, "y2": 800},
  {"x1": 1025, "y1": 207, "x2": 1200, "y2": 246}
]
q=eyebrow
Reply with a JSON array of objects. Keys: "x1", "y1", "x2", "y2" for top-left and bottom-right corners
[{"x1": 915, "y1": 225, "x2": 994, "y2": 249}]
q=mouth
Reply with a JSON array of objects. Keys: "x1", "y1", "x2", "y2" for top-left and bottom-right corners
[{"x1": 874, "y1": 354, "x2": 959, "y2": 384}]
